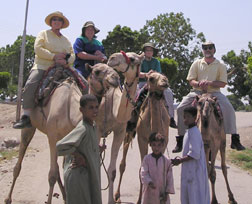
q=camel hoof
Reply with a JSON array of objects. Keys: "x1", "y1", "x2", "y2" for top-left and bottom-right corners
[
  {"x1": 4, "y1": 198, "x2": 12, "y2": 204},
  {"x1": 228, "y1": 200, "x2": 238, "y2": 204},
  {"x1": 114, "y1": 192, "x2": 120, "y2": 202}
]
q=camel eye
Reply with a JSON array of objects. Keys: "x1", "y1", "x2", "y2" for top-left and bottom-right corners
[
  {"x1": 94, "y1": 70, "x2": 100, "y2": 75},
  {"x1": 149, "y1": 77, "x2": 154, "y2": 82}
]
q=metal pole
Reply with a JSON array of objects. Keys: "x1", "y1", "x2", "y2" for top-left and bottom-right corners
[{"x1": 16, "y1": 0, "x2": 30, "y2": 122}]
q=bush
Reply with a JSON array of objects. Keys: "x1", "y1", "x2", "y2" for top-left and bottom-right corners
[{"x1": 0, "y1": 72, "x2": 11, "y2": 88}]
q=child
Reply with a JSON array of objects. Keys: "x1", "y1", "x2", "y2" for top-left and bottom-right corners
[
  {"x1": 172, "y1": 106, "x2": 210, "y2": 204},
  {"x1": 141, "y1": 132, "x2": 175, "y2": 204},
  {"x1": 56, "y1": 94, "x2": 105, "y2": 204}
]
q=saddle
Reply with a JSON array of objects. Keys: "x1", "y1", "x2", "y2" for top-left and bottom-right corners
[{"x1": 35, "y1": 65, "x2": 88, "y2": 107}]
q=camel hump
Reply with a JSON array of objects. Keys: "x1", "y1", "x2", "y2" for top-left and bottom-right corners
[{"x1": 35, "y1": 65, "x2": 88, "y2": 106}]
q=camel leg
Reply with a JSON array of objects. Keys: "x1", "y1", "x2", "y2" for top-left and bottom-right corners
[
  {"x1": 57, "y1": 173, "x2": 66, "y2": 201},
  {"x1": 209, "y1": 148, "x2": 218, "y2": 204},
  {"x1": 46, "y1": 137, "x2": 60, "y2": 204},
  {"x1": 219, "y1": 140, "x2": 237, "y2": 204},
  {"x1": 5, "y1": 127, "x2": 36, "y2": 204},
  {"x1": 115, "y1": 131, "x2": 135, "y2": 202},
  {"x1": 136, "y1": 131, "x2": 149, "y2": 204},
  {"x1": 107, "y1": 128, "x2": 126, "y2": 204}
]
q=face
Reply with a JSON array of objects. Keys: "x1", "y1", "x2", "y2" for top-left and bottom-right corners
[
  {"x1": 85, "y1": 26, "x2": 95, "y2": 40},
  {"x1": 202, "y1": 44, "x2": 215, "y2": 58},
  {"x1": 144, "y1": 47, "x2": 154, "y2": 58},
  {"x1": 80, "y1": 100, "x2": 99, "y2": 123},
  {"x1": 50, "y1": 17, "x2": 64, "y2": 30},
  {"x1": 183, "y1": 112, "x2": 196, "y2": 127},
  {"x1": 150, "y1": 141, "x2": 163, "y2": 155}
]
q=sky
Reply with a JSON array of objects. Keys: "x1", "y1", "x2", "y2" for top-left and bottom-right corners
[{"x1": 1, "y1": 0, "x2": 252, "y2": 95}]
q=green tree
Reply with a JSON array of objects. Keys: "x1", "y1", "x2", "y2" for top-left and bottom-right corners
[
  {"x1": 0, "y1": 72, "x2": 11, "y2": 88},
  {"x1": 102, "y1": 25, "x2": 149, "y2": 57},
  {"x1": 0, "y1": 35, "x2": 35, "y2": 85},
  {"x1": 142, "y1": 12, "x2": 205, "y2": 101},
  {"x1": 222, "y1": 42, "x2": 252, "y2": 105},
  {"x1": 157, "y1": 57, "x2": 178, "y2": 84},
  {"x1": 227, "y1": 94, "x2": 245, "y2": 111}
]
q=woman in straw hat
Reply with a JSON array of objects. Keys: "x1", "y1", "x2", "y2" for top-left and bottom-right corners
[
  {"x1": 13, "y1": 11, "x2": 75, "y2": 129},
  {"x1": 73, "y1": 21, "x2": 106, "y2": 79}
]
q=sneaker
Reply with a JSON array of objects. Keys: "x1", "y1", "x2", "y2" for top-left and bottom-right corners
[{"x1": 13, "y1": 115, "x2": 32, "y2": 129}]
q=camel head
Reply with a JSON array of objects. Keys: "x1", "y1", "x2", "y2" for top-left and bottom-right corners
[
  {"x1": 107, "y1": 51, "x2": 144, "y2": 83},
  {"x1": 87, "y1": 63, "x2": 120, "y2": 98},
  {"x1": 147, "y1": 72, "x2": 169, "y2": 94},
  {"x1": 196, "y1": 94, "x2": 217, "y2": 128}
]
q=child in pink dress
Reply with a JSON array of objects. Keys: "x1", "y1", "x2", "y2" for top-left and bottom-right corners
[{"x1": 141, "y1": 132, "x2": 175, "y2": 204}]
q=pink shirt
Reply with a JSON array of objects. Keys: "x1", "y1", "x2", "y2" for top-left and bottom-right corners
[{"x1": 141, "y1": 154, "x2": 175, "y2": 204}]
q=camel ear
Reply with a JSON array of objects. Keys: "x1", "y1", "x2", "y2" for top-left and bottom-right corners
[
  {"x1": 213, "y1": 96, "x2": 217, "y2": 102},
  {"x1": 85, "y1": 63, "x2": 93, "y2": 73}
]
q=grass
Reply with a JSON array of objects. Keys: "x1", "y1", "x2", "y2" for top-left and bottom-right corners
[
  {"x1": 227, "y1": 148, "x2": 252, "y2": 174},
  {"x1": 0, "y1": 149, "x2": 19, "y2": 162}
]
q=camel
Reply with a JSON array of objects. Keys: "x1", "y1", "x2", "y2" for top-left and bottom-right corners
[
  {"x1": 195, "y1": 93, "x2": 237, "y2": 204},
  {"x1": 5, "y1": 63, "x2": 120, "y2": 204},
  {"x1": 115, "y1": 72, "x2": 170, "y2": 204},
  {"x1": 93, "y1": 51, "x2": 143, "y2": 204}
]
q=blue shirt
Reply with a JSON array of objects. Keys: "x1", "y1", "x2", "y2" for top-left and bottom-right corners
[
  {"x1": 139, "y1": 57, "x2": 161, "y2": 82},
  {"x1": 73, "y1": 36, "x2": 105, "y2": 78}
]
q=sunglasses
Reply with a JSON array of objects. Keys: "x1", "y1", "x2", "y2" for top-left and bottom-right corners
[
  {"x1": 52, "y1": 18, "x2": 63, "y2": 22},
  {"x1": 202, "y1": 45, "x2": 214, "y2": 51}
]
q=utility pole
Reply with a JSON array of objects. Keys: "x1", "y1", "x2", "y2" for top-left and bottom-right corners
[{"x1": 16, "y1": 0, "x2": 29, "y2": 122}]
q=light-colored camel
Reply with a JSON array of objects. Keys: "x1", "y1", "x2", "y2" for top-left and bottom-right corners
[
  {"x1": 5, "y1": 64, "x2": 120, "y2": 204},
  {"x1": 196, "y1": 93, "x2": 237, "y2": 204},
  {"x1": 95, "y1": 51, "x2": 143, "y2": 204},
  {"x1": 115, "y1": 72, "x2": 170, "y2": 204}
]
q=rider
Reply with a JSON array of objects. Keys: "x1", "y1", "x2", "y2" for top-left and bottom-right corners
[
  {"x1": 13, "y1": 11, "x2": 75, "y2": 129},
  {"x1": 172, "y1": 41, "x2": 245, "y2": 153},
  {"x1": 73, "y1": 21, "x2": 107, "y2": 79},
  {"x1": 138, "y1": 42, "x2": 177, "y2": 128}
]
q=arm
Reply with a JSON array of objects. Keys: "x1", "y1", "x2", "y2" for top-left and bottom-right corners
[
  {"x1": 56, "y1": 123, "x2": 86, "y2": 156},
  {"x1": 189, "y1": 79, "x2": 226, "y2": 90},
  {"x1": 166, "y1": 161, "x2": 175, "y2": 194},
  {"x1": 77, "y1": 52, "x2": 105, "y2": 62},
  {"x1": 140, "y1": 156, "x2": 155, "y2": 188}
]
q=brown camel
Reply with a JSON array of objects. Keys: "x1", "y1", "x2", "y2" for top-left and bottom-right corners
[
  {"x1": 196, "y1": 93, "x2": 237, "y2": 204},
  {"x1": 115, "y1": 72, "x2": 170, "y2": 204},
  {"x1": 5, "y1": 63, "x2": 120, "y2": 204},
  {"x1": 94, "y1": 51, "x2": 143, "y2": 204}
]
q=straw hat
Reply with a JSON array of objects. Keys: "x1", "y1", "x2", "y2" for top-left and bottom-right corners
[
  {"x1": 45, "y1": 11, "x2": 69, "y2": 29},
  {"x1": 82, "y1": 21, "x2": 100, "y2": 34},
  {"x1": 202, "y1": 41, "x2": 215, "y2": 46}
]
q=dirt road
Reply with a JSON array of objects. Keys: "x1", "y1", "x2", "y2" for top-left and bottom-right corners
[{"x1": 0, "y1": 103, "x2": 251, "y2": 204}]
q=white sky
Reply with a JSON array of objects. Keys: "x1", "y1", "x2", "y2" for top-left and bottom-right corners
[{"x1": 1, "y1": 0, "x2": 252, "y2": 95}]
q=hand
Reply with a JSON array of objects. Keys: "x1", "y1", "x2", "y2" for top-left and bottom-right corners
[
  {"x1": 171, "y1": 157, "x2": 181, "y2": 166},
  {"x1": 148, "y1": 181, "x2": 156, "y2": 189},
  {"x1": 71, "y1": 152, "x2": 86, "y2": 169},
  {"x1": 55, "y1": 58, "x2": 67, "y2": 66},
  {"x1": 53, "y1": 53, "x2": 66, "y2": 60},
  {"x1": 198, "y1": 80, "x2": 210, "y2": 92}
]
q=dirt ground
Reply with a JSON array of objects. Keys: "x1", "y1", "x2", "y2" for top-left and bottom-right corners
[{"x1": 0, "y1": 103, "x2": 252, "y2": 204}]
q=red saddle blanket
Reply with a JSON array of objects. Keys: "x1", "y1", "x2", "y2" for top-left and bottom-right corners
[{"x1": 36, "y1": 65, "x2": 88, "y2": 107}]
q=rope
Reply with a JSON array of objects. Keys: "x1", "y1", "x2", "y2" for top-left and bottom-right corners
[{"x1": 100, "y1": 93, "x2": 110, "y2": 191}]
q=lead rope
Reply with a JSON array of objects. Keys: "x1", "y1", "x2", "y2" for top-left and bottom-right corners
[{"x1": 101, "y1": 93, "x2": 110, "y2": 191}]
